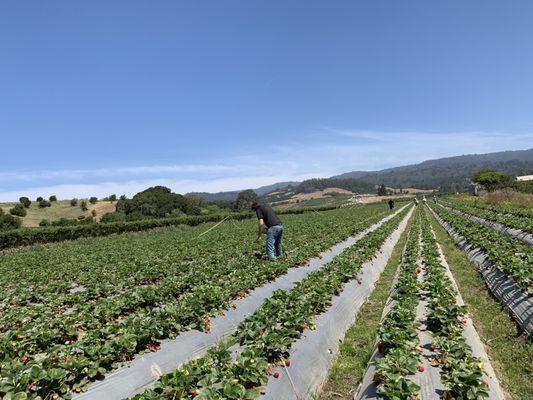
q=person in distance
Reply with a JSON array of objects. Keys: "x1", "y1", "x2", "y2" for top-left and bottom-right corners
[{"x1": 251, "y1": 202, "x2": 283, "y2": 260}]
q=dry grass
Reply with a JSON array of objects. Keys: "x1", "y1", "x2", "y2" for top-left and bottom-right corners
[
  {"x1": 483, "y1": 190, "x2": 533, "y2": 208},
  {"x1": 0, "y1": 200, "x2": 117, "y2": 227}
]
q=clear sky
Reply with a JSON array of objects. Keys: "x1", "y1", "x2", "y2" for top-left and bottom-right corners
[{"x1": 1, "y1": 1, "x2": 533, "y2": 200}]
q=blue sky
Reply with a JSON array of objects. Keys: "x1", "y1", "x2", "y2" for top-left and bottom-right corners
[{"x1": 1, "y1": 1, "x2": 532, "y2": 200}]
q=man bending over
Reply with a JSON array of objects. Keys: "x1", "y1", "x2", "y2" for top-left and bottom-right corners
[{"x1": 251, "y1": 202, "x2": 283, "y2": 260}]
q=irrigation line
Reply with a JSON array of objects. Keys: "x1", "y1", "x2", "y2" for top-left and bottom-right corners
[{"x1": 196, "y1": 216, "x2": 229, "y2": 238}]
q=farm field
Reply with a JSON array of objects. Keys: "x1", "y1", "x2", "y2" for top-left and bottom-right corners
[
  {"x1": 1, "y1": 199, "x2": 531, "y2": 400},
  {"x1": 321, "y1": 204, "x2": 532, "y2": 400},
  {"x1": 441, "y1": 198, "x2": 533, "y2": 235},
  {"x1": 0, "y1": 203, "x2": 398, "y2": 399}
]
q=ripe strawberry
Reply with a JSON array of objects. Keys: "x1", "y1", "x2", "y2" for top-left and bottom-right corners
[
  {"x1": 418, "y1": 365, "x2": 425, "y2": 372},
  {"x1": 273, "y1": 371, "x2": 280, "y2": 379},
  {"x1": 20, "y1": 356, "x2": 30, "y2": 363},
  {"x1": 285, "y1": 359, "x2": 291, "y2": 367},
  {"x1": 66, "y1": 357, "x2": 72, "y2": 363},
  {"x1": 429, "y1": 344, "x2": 436, "y2": 351},
  {"x1": 357, "y1": 278, "x2": 362, "y2": 285}
]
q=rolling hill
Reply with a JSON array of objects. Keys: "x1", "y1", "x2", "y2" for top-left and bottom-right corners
[{"x1": 190, "y1": 148, "x2": 533, "y2": 201}]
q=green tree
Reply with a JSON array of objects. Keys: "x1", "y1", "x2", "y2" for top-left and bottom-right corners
[
  {"x1": 70, "y1": 198, "x2": 78, "y2": 207},
  {"x1": 49, "y1": 195, "x2": 57, "y2": 202},
  {"x1": 36, "y1": 196, "x2": 44, "y2": 202},
  {"x1": 80, "y1": 200, "x2": 88, "y2": 211},
  {"x1": 116, "y1": 186, "x2": 198, "y2": 217},
  {"x1": 234, "y1": 189, "x2": 259, "y2": 211},
  {"x1": 19, "y1": 197, "x2": 31, "y2": 208},
  {"x1": 377, "y1": 184, "x2": 387, "y2": 196},
  {"x1": 108, "y1": 194, "x2": 117, "y2": 202},
  {"x1": 10, "y1": 204, "x2": 27, "y2": 217},
  {"x1": 89, "y1": 196, "x2": 98, "y2": 204},
  {"x1": 38, "y1": 200, "x2": 51, "y2": 208},
  {"x1": 471, "y1": 170, "x2": 513, "y2": 192},
  {"x1": 0, "y1": 208, "x2": 22, "y2": 230}
]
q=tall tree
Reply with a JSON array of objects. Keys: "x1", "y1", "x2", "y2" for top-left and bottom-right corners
[{"x1": 234, "y1": 189, "x2": 259, "y2": 211}]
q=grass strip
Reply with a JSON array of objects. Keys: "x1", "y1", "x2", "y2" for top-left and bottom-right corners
[
  {"x1": 317, "y1": 214, "x2": 414, "y2": 400},
  {"x1": 429, "y1": 215, "x2": 533, "y2": 400}
]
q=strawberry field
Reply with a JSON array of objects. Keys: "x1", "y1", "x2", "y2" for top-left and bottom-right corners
[
  {"x1": 0, "y1": 203, "x2": 400, "y2": 399},
  {"x1": 1, "y1": 199, "x2": 531, "y2": 400}
]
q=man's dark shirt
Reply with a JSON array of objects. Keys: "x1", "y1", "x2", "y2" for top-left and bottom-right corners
[{"x1": 256, "y1": 204, "x2": 282, "y2": 228}]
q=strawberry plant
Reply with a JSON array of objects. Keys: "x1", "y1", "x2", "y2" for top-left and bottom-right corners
[
  {"x1": 432, "y1": 203, "x2": 532, "y2": 293},
  {"x1": 373, "y1": 208, "x2": 422, "y2": 399},
  {"x1": 129, "y1": 208, "x2": 412, "y2": 399},
  {"x1": 0, "y1": 204, "x2": 402, "y2": 399},
  {"x1": 421, "y1": 207, "x2": 488, "y2": 399}
]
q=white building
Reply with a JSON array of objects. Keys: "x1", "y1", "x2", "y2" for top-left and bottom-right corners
[{"x1": 516, "y1": 175, "x2": 533, "y2": 182}]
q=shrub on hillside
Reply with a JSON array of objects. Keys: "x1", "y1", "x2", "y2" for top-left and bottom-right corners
[
  {"x1": 70, "y1": 198, "x2": 78, "y2": 207},
  {"x1": 10, "y1": 204, "x2": 27, "y2": 217},
  {"x1": 0, "y1": 209, "x2": 22, "y2": 231},
  {"x1": 49, "y1": 195, "x2": 57, "y2": 202},
  {"x1": 38, "y1": 200, "x2": 52, "y2": 208},
  {"x1": 89, "y1": 197, "x2": 98, "y2": 204},
  {"x1": 100, "y1": 212, "x2": 127, "y2": 223},
  {"x1": 108, "y1": 194, "x2": 117, "y2": 202},
  {"x1": 80, "y1": 201, "x2": 88, "y2": 211},
  {"x1": 36, "y1": 196, "x2": 44, "y2": 202},
  {"x1": 39, "y1": 219, "x2": 51, "y2": 227},
  {"x1": 19, "y1": 197, "x2": 31, "y2": 208}
]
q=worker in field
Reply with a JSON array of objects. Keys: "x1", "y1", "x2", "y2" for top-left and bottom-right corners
[
  {"x1": 388, "y1": 199, "x2": 395, "y2": 210},
  {"x1": 252, "y1": 202, "x2": 283, "y2": 260},
  {"x1": 414, "y1": 197, "x2": 419, "y2": 206}
]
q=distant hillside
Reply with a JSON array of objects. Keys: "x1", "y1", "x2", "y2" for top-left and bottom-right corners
[
  {"x1": 334, "y1": 148, "x2": 533, "y2": 191},
  {"x1": 190, "y1": 148, "x2": 533, "y2": 200},
  {"x1": 188, "y1": 181, "x2": 299, "y2": 202}
]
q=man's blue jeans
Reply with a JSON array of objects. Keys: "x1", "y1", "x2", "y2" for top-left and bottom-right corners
[{"x1": 266, "y1": 225, "x2": 283, "y2": 260}]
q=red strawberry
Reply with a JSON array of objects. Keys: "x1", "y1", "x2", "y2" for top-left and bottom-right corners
[
  {"x1": 20, "y1": 356, "x2": 30, "y2": 363},
  {"x1": 66, "y1": 357, "x2": 72, "y2": 363},
  {"x1": 418, "y1": 365, "x2": 425, "y2": 372},
  {"x1": 273, "y1": 371, "x2": 280, "y2": 379},
  {"x1": 285, "y1": 359, "x2": 291, "y2": 367},
  {"x1": 429, "y1": 344, "x2": 436, "y2": 351},
  {"x1": 357, "y1": 279, "x2": 362, "y2": 285}
]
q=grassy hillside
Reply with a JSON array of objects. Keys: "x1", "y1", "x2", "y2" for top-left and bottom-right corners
[
  {"x1": 0, "y1": 200, "x2": 116, "y2": 227},
  {"x1": 334, "y1": 148, "x2": 533, "y2": 190}
]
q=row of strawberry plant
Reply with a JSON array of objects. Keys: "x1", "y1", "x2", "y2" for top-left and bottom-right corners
[
  {"x1": 0, "y1": 205, "x2": 395, "y2": 399},
  {"x1": 372, "y1": 207, "x2": 422, "y2": 399},
  {"x1": 420, "y1": 208, "x2": 489, "y2": 399},
  {"x1": 452, "y1": 198, "x2": 533, "y2": 219},
  {"x1": 431, "y1": 203, "x2": 532, "y2": 293},
  {"x1": 127, "y1": 207, "x2": 412, "y2": 399},
  {"x1": 442, "y1": 198, "x2": 533, "y2": 234}
]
